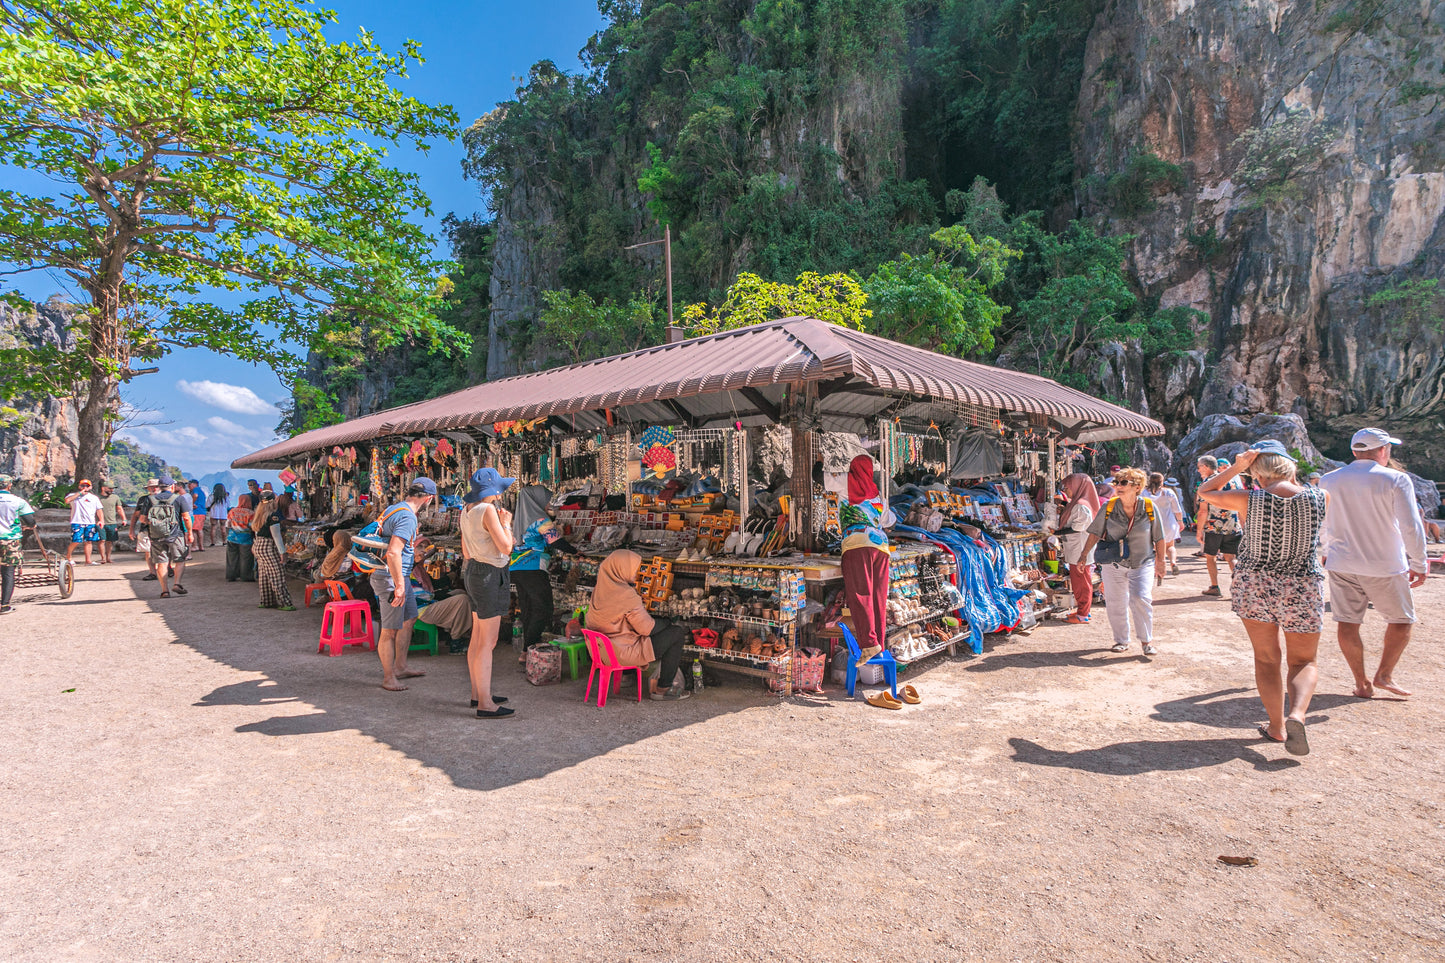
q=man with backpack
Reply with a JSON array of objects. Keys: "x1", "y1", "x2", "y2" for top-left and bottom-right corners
[
  {"x1": 135, "y1": 474, "x2": 190, "y2": 598},
  {"x1": 364, "y1": 478, "x2": 436, "y2": 691}
]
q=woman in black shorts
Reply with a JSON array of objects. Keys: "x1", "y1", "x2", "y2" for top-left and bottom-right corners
[{"x1": 461, "y1": 467, "x2": 516, "y2": 718}]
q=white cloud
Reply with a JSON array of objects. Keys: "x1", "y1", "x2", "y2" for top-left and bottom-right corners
[
  {"x1": 207, "y1": 416, "x2": 258, "y2": 438},
  {"x1": 176, "y1": 380, "x2": 277, "y2": 415}
]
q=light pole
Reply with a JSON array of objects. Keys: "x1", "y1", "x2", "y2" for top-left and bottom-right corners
[{"x1": 624, "y1": 224, "x2": 676, "y2": 338}]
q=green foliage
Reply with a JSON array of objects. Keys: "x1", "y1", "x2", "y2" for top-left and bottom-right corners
[
  {"x1": 1233, "y1": 109, "x2": 1335, "y2": 209},
  {"x1": 637, "y1": 142, "x2": 679, "y2": 226},
  {"x1": 1141, "y1": 305, "x2": 1207, "y2": 356},
  {"x1": 682, "y1": 272, "x2": 871, "y2": 335},
  {"x1": 863, "y1": 226, "x2": 1019, "y2": 353},
  {"x1": 1367, "y1": 278, "x2": 1445, "y2": 337},
  {"x1": 537, "y1": 289, "x2": 663, "y2": 364},
  {"x1": 0, "y1": 0, "x2": 464, "y2": 459},
  {"x1": 915, "y1": 0, "x2": 1106, "y2": 212},
  {"x1": 1105, "y1": 152, "x2": 1185, "y2": 216},
  {"x1": 105, "y1": 438, "x2": 186, "y2": 502}
]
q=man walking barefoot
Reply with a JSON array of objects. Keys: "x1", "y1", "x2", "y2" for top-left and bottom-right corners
[
  {"x1": 1319, "y1": 428, "x2": 1429, "y2": 698},
  {"x1": 1196, "y1": 456, "x2": 1242, "y2": 596},
  {"x1": 371, "y1": 478, "x2": 436, "y2": 691}
]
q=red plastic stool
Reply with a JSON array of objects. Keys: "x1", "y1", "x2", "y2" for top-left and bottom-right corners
[
  {"x1": 318, "y1": 600, "x2": 374, "y2": 656},
  {"x1": 303, "y1": 583, "x2": 329, "y2": 608}
]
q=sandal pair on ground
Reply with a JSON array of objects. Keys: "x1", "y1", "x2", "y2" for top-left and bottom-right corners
[{"x1": 865, "y1": 684, "x2": 920, "y2": 710}]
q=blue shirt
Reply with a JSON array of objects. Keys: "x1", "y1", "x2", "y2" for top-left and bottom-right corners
[
  {"x1": 509, "y1": 519, "x2": 559, "y2": 572},
  {"x1": 379, "y1": 501, "x2": 419, "y2": 577},
  {"x1": 189, "y1": 488, "x2": 206, "y2": 513}
]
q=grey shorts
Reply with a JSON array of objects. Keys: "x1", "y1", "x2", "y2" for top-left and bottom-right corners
[
  {"x1": 370, "y1": 570, "x2": 419, "y2": 630},
  {"x1": 1327, "y1": 571, "x2": 1416, "y2": 625},
  {"x1": 150, "y1": 537, "x2": 189, "y2": 565}
]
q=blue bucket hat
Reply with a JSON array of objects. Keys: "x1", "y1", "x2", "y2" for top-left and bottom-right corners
[
  {"x1": 465, "y1": 467, "x2": 515, "y2": 503},
  {"x1": 1248, "y1": 439, "x2": 1293, "y2": 459}
]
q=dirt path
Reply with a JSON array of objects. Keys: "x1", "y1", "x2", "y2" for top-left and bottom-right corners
[{"x1": 2, "y1": 543, "x2": 1442, "y2": 961}]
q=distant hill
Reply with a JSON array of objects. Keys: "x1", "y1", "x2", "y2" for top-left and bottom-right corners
[{"x1": 106, "y1": 439, "x2": 187, "y2": 503}]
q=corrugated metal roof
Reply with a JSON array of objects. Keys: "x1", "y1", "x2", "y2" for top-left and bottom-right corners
[{"x1": 233, "y1": 316, "x2": 1161, "y2": 467}]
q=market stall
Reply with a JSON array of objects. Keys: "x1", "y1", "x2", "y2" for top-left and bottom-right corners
[{"x1": 236, "y1": 316, "x2": 1163, "y2": 694}]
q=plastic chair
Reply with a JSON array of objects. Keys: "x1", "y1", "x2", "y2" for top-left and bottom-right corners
[
  {"x1": 839, "y1": 622, "x2": 898, "y2": 698},
  {"x1": 303, "y1": 579, "x2": 353, "y2": 608},
  {"x1": 552, "y1": 636, "x2": 590, "y2": 680},
  {"x1": 409, "y1": 620, "x2": 440, "y2": 656},
  {"x1": 581, "y1": 629, "x2": 644, "y2": 707},
  {"x1": 318, "y1": 600, "x2": 375, "y2": 656}
]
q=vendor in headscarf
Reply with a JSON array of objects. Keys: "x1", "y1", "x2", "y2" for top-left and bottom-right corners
[
  {"x1": 1056, "y1": 473, "x2": 1100, "y2": 624},
  {"x1": 317, "y1": 530, "x2": 353, "y2": 581},
  {"x1": 587, "y1": 549, "x2": 690, "y2": 701},
  {"x1": 841, "y1": 454, "x2": 894, "y2": 666}
]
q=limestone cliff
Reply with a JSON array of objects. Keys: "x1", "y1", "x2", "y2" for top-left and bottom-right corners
[
  {"x1": 1077, "y1": 0, "x2": 1445, "y2": 475},
  {"x1": 0, "y1": 300, "x2": 82, "y2": 488}
]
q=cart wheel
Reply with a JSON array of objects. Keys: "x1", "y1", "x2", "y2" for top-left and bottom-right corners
[{"x1": 56, "y1": 559, "x2": 75, "y2": 598}]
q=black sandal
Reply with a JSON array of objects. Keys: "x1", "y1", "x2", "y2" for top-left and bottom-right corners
[
  {"x1": 173, "y1": 585, "x2": 188, "y2": 595},
  {"x1": 1256, "y1": 724, "x2": 1284, "y2": 743},
  {"x1": 160, "y1": 591, "x2": 170, "y2": 598}
]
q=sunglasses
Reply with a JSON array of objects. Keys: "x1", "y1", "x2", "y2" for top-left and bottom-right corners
[{"x1": 1113, "y1": 479, "x2": 1140, "y2": 488}]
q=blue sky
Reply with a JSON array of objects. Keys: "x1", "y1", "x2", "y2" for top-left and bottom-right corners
[{"x1": 3, "y1": 0, "x2": 607, "y2": 476}]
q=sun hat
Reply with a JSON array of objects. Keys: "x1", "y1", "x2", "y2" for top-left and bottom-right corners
[
  {"x1": 1307, "y1": 471, "x2": 1322, "y2": 481},
  {"x1": 465, "y1": 468, "x2": 514, "y2": 503},
  {"x1": 146, "y1": 478, "x2": 160, "y2": 487},
  {"x1": 1351, "y1": 427, "x2": 1402, "y2": 450},
  {"x1": 1248, "y1": 439, "x2": 1292, "y2": 458},
  {"x1": 408, "y1": 477, "x2": 439, "y2": 497},
  {"x1": 1165, "y1": 476, "x2": 1179, "y2": 486}
]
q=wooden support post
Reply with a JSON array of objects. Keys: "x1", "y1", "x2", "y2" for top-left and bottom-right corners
[{"x1": 788, "y1": 382, "x2": 819, "y2": 552}]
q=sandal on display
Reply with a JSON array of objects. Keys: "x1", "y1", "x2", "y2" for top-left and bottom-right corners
[
  {"x1": 865, "y1": 690, "x2": 902, "y2": 710},
  {"x1": 900, "y1": 684, "x2": 921, "y2": 705}
]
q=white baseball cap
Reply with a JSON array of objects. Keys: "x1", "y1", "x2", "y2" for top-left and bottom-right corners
[{"x1": 1351, "y1": 428, "x2": 1402, "y2": 450}]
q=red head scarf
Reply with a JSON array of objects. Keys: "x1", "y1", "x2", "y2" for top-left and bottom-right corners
[{"x1": 847, "y1": 455, "x2": 879, "y2": 504}]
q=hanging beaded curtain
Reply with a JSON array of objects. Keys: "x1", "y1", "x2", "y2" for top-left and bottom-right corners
[{"x1": 673, "y1": 428, "x2": 743, "y2": 496}]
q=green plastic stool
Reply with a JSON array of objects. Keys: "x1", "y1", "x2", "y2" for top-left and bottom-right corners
[
  {"x1": 410, "y1": 620, "x2": 440, "y2": 656},
  {"x1": 552, "y1": 637, "x2": 590, "y2": 680}
]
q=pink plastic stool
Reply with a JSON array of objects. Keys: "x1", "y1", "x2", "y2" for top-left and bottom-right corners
[{"x1": 318, "y1": 600, "x2": 374, "y2": 656}]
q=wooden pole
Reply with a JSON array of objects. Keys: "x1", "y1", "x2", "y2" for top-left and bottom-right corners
[{"x1": 663, "y1": 224, "x2": 674, "y2": 328}]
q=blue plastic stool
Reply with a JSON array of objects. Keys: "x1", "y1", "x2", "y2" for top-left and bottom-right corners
[
  {"x1": 410, "y1": 620, "x2": 440, "y2": 656},
  {"x1": 839, "y1": 623, "x2": 898, "y2": 698}
]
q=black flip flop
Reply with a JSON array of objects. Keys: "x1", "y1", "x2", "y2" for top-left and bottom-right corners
[
  {"x1": 1256, "y1": 724, "x2": 1284, "y2": 743},
  {"x1": 475, "y1": 706, "x2": 515, "y2": 719},
  {"x1": 1284, "y1": 719, "x2": 1309, "y2": 756},
  {"x1": 173, "y1": 585, "x2": 188, "y2": 595},
  {"x1": 469, "y1": 697, "x2": 508, "y2": 707},
  {"x1": 160, "y1": 591, "x2": 170, "y2": 598}
]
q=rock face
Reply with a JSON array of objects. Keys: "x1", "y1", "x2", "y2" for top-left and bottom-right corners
[
  {"x1": 1077, "y1": 0, "x2": 1445, "y2": 478},
  {"x1": 0, "y1": 300, "x2": 82, "y2": 491}
]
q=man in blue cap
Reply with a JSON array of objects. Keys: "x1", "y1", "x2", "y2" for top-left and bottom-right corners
[
  {"x1": 1195, "y1": 454, "x2": 1243, "y2": 596},
  {"x1": 372, "y1": 476, "x2": 436, "y2": 691},
  {"x1": 1319, "y1": 428, "x2": 1428, "y2": 698}
]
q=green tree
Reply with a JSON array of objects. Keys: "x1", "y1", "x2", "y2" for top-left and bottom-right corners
[
  {"x1": 863, "y1": 225, "x2": 1019, "y2": 353},
  {"x1": 0, "y1": 0, "x2": 462, "y2": 482},
  {"x1": 681, "y1": 271, "x2": 872, "y2": 335},
  {"x1": 537, "y1": 289, "x2": 663, "y2": 364}
]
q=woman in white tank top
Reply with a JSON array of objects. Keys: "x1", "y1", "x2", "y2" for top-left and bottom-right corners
[{"x1": 460, "y1": 468, "x2": 516, "y2": 718}]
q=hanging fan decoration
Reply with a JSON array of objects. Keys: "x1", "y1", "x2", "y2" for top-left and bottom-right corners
[{"x1": 637, "y1": 425, "x2": 677, "y2": 480}]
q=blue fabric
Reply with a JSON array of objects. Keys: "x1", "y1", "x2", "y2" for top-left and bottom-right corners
[
  {"x1": 226, "y1": 528, "x2": 254, "y2": 545},
  {"x1": 893, "y1": 525, "x2": 1027, "y2": 652},
  {"x1": 509, "y1": 519, "x2": 559, "y2": 572},
  {"x1": 190, "y1": 488, "x2": 206, "y2": 513},
  {"x1": 956, "y1": 486, "x2": 1000, "y2": 505},
  {"x1": 378, "y1": 502, "x2": 419, "y2": 577}
]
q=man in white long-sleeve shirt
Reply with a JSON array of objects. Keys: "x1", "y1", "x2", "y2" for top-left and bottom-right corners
[{"x1": 1319, "y1": 428, "x2": 1429, "y2": 698}]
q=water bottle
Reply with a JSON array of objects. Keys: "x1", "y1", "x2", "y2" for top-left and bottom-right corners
[
  {"x1": 512, "y1": 622, "x2": 521, "y2": 649},
  {"x1": 692, "y1": 658, "x2": 704, "y2": 691}
]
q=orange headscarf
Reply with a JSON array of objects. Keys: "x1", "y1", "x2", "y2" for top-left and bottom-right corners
[{"x1": 588, "y1": 550, "x2": 644, "y2": 628}]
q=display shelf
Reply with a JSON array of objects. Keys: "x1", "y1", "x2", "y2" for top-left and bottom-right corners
[
  {"x1": 888, "y1": 606, "x2": 955, "y2": 630},
  {"x1": 683, "y1": 643, "x2": 790, "y2": 668},
  {"x1": 892, "y1": 630, "x2": 970, "y2": 666}
]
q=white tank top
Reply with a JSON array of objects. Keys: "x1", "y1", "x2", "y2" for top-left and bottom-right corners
[{"x1": 460, "y1": 504, "x2": 509, "y2": 567}]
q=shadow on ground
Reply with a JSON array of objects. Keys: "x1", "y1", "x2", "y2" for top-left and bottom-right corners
[
  {"x1": 122, "y1": 561, "x2": 770, "y2": 793},
  {"x1": 1008, "y1": 736, "x2": 1303, "y2": 774}
]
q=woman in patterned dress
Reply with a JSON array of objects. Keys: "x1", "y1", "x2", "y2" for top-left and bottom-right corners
[{"x1": 1197, "y1": 441, "x2": 1329, "y2": 756}]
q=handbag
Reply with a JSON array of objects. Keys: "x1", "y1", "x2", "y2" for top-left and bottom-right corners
[{"x1": 525, "y1": 642, "x2": 563, "y2": 686}]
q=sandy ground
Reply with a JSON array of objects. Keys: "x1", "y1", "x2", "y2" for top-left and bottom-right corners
[{"x1": 2, "y1": 540, "x2": 1442, "y2": 962}]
